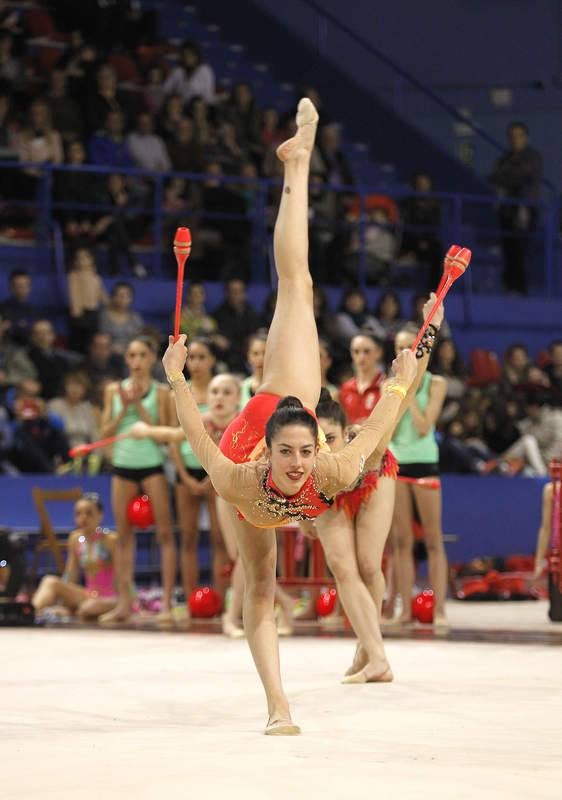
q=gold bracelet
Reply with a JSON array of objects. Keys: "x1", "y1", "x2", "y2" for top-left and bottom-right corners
[
  {"x1": 166, "y1": 370, "x2": 186, "y2": 387},
  {"x1": 384, "y1": 383, "x2": 407, "y2": 401}
]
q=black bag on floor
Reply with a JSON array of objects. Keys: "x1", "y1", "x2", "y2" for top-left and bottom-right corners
[{"x1": 548, "y1": 573, "x2": 562, "y2": 621}]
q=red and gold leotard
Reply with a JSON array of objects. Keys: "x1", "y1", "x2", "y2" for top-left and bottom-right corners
[{"x1": 171, "y1": 381, "x2": 408, "y2": 529}]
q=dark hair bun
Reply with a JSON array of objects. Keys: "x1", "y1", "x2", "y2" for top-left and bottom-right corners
[
  {"x1": 276, "y1": 395, "x2": 304, "y2": 410},
  {"x1": 318, "y1": 387, "x2": 332, "y2": 404}
]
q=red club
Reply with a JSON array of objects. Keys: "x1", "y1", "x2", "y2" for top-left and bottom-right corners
[
  {"x1": 411, "y1": 244, "x2": 471, "y2": 353},
  {"x1": 173, "y1": 227, "x2": 192, "y2": 342}
]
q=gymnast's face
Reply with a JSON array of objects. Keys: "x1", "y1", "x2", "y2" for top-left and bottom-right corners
[
  {"x1": 187, "y1": 342, "x2": 215, "y2": 380},
  {"x1": 318, "y1": 417, "x2": 345, "y2": 452},
  {"x1": 269, "y1": 425, "x2": 317, "y2": 495},
  {"x1": 74, "y1": 499, "x2": 102, "y2": 534},
  {"x1": 207, "y1": 375, "x2": 239, "y2": 418},
  {"x1": 351, "y1": 335, "x2": 383, "y2": 373},
  {"x1": 126, "y1": 340, "x2": 155, "y2": 378}
]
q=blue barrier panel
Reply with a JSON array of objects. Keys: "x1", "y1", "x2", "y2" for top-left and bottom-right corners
[
  {"x1": 0, "y1": 475, "x2": 113, "y2": 531},
  {"x1": 0, "y1": 475, "x2": 548, "y2": 563},
  {"x1": 440, "y1": 476, "x2": 547, "y2": 562}
]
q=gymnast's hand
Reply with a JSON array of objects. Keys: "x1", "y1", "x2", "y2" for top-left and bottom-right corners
[
  {"x1": 391, "y1": 349, "x2": 417, "y2": 387},
  {"x1": 129, "y1": 421, "x2": 150, "y2": 439},
  {"x1": 422, "y1": 292, "x2": 444, "y2": 329},
  {"x1": 163, "y1": 333, "x2": 188, "y2": 377}
]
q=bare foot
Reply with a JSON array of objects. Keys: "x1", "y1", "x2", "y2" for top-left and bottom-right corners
[
  {"x1": 222, "y1": 614, "x2": 245, "y2": 639},
  {"x1": 341, "y1": 661, "x2": 394, "y2": 684},
  {"x1": 344, "y1": 643, "x2": 368, "y2": 676},
  {"x1": 153, "y1": 609, "x2": 174, "y2": 627},
  {"x1": 276, "y1": 97, "x2": 319, "y2": 162},
  {"x1": 265, "y1": 716, "x2": 301, "y2": 736},
  {"x1": 276, "y1": 606, "x2": 294, "y2": 637},
  {"x1": 99, "y1": 604, "x2": 132, "y2": 625},
  {"x1": 433, "y1": 613, "x2": 450, "y2": 631}
]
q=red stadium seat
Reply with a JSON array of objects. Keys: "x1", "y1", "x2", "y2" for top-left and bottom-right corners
[
  {"x1": 467, "y1": 349, "x2": 502, "y2": 386},
  {"x1": 536, "y1": 350, "x2": 550, "y2": 369},
  {"x1": 24, "y1": 8, "x2": 57, "y2": 38},
  {"x1": 109, "y1": 54, "x2": 142, "y2": 85}
]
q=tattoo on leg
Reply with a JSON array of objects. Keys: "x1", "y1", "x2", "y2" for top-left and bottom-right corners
[{"x1": 284, "y1": 186, "x2": 291, "y2": 194}]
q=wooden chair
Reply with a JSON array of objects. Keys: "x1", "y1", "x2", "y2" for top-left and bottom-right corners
[{"x1": 31, "y1": 487, "x2": 83, "y2": 580}]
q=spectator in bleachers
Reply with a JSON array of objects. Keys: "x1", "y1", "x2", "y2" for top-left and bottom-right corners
[
  {"x1": 85, "y1": 63, "x2": 131, "y2": 137},
  {"x1": 482, "y1": 398, "x2": 521, "y2": 460},
  {"x1": 91, "y1": 173, "x2": 147, "y2": 277},
  {"x1": 0, "y1": 90, "x2": 18, "y2": 161},
  {"x1": 9, "y1": 389, "x2": 70, "y2": 473},
  {"x1": 188, "y1": 96, "x2": 217, "y2": 149},
  {"x1": 44, "y1": 68, "x2": 82, "y2": 144},
  {"x1": 83, "y1": 332, "x2": 125, "y2": 407},
  {"x1": 60, "y1": 34, "x2": 101, "y2": 99},
  {"x1": 260, "y1": 107, "x2": 284, "y2": 153},
  {"x1": 399, "y1": 172, "x2": 442, "y2": 290},
  {"x1": 544, "y1": 340, "x2": 562, "y2": 406},
  {"x1": 55, "y1": 140, "x2": 100, "y2": 242},
  {"x1": 311, "y1": 123, "x2": 354, "y2": 190},
  {"x1": 0, "y1": 310, "x2": 37, "y2": 393},
  {"x1": 47, "y1": 370, "x2": 99, "y2": 450},
  {"x1": 345, "y1": 199, "x2": 398, "y2": 285},
  {"x1": 502, "y1": 343, "x2": 548, "y2": 396},
  {"x1": 224, "y1": 82, "x2": 262, "y2": 160},
  {"x1": 308, "y1": 170, "x2": 337, "y2": 281},
  {"x1": 0, "y1": 269, "x2": 36, "y2": 345},
  {"x1": 431, "y1": 339, "x2": 466, "y2": 424},
  {"x1": 198, "y1": 161, "x2": 247, "y2": 280},
  {"x1": 162, "y1": 41, "x2": 216, "y2": 106},
  {"x1": 206, "y1": 121, "x2": 245, "y2": 175},
  {"x1": 374, "y1": 291, "x2": 404, "y2": 360},
  {"x1": 144, "y1": 65, "x2": 166, "y2": 114},
  {"x1": 99, "y1": 282, "x2": 144, "y2": 358},
  {"x1": 178, "y1": 282, "x2": 218, "y2": 342},
  {"x1": 88, "y1": 109, "x2": 135, "y2": 169},
  {"x1": 490, "y1": 122, "x2": 543, "y2": 295},
  {"x1": 15, "y1": 100, "x2": 63, "y2": 195},
  {"x1": 167, "y1": 117, "x2": 204, "y2": 173},
  {"x1": 334, "y1": 287, "x2": 385, "y2": 349},
  {"x1": 497, "y1": 394, "x2": 562, "y2": 476},
  {"x1": 158, "y1": 94, "x2": 186, "y2": 142},
  {"x1": 0, "y1": 31, "x2": 22, "y2": 85},
  {"x1": 126, "y1": 111, "x2": 171, "y2": 173},
  {"x1": 28, "y1": 319, "x2": 78, "y2": 401},
  {"x1": 212, "y1": 279, "x2": 261, "y2": 373},
  {"x1": 67, "y1": 247, "x2": 108, "y2": 353}
]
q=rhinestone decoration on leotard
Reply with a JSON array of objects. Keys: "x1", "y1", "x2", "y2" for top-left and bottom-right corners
[{"x1": 254, "y1": 468, "x2": 333, "y2": 522}]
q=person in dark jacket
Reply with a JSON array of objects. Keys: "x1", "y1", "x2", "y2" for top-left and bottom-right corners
[{"x1": 489, "y1": 122, "x2": 543, "y2": 295}]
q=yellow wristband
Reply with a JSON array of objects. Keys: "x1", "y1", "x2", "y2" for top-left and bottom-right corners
[
  {"x1": 384, "y1": 383, "x2": 407, "y2": 401},
  {"x1": 166, "y1": 370, "x2": 186, "y2": 387}
]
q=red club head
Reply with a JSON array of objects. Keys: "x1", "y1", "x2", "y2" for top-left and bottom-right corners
[
  {"x1": 69, "y1": 445, "x2": 87, "y2": 459},
  {"x1": 174, "y1": 227, "x2": 192, "y2": 258},
  {"x1": 444, "y1": 245, "x2": 471, "y2": 281}
]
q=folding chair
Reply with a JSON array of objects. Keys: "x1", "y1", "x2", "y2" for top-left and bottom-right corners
[{"x1": 31, "y1": 487, "x2": 82, "y2": 580}]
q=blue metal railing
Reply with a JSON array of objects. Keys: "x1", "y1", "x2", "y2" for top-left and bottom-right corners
[{"x1": 0, "y1": 160, "x2": 558, "y2": 297}]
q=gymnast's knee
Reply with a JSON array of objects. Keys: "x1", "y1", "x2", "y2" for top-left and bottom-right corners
[{"x1": 358, "y1": 561, "x2": 384, "y2": 587}]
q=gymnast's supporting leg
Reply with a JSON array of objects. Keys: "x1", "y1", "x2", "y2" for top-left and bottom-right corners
[{"x1": 236, "y1": 517, "x2": 300, "y2": 734}]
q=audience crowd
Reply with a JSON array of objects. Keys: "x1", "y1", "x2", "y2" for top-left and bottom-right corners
[{"x1": 1, "y1": 267, "x2": 561, "y2": 478}]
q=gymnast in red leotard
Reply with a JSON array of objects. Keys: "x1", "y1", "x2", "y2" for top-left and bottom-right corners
[{"x1": 134, "y1": 98, "x2": 421, "y2": 736}]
